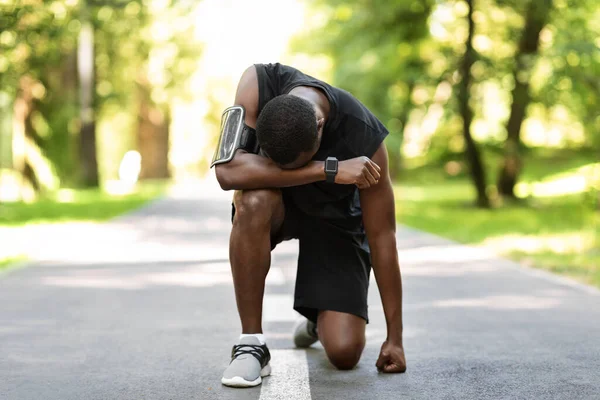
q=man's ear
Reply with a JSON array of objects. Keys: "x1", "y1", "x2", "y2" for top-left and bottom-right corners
[{"x1": 317, "y1": 118, "x2": 325, "y2": 131}]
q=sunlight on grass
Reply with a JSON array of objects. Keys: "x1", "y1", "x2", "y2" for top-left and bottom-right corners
[
  {"x1": 510, "y1": 250, "x2": 600, "y2": 287},
  {"x1": 515, "y1": 161, "x2": 599, "y2": 198},
  {"x1": 395, "y1": 151, "x2": 599, "y2": 288},
  {"x1": 0, "y1": 181, "x2": 168, "y2": 226},
  {"x1": 0, "y1": 168, "x2": 34, "y2": 202},
  {"x1": 516, "y1": 175, "x2": 586, "y2": 197},
  {"x1": 482, "y1": 232, "x2": 594, "y2": 255},
  {"x1": 0, "y1": 256, "x2": 26, "y2": 271},
  {"x1": 56, "y1": 189, "x2": 77, "y2": 203}
]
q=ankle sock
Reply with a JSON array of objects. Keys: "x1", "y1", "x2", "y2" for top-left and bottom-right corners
[{"x1": 239, "y1": 333, "x2": 266, "y2": 345}]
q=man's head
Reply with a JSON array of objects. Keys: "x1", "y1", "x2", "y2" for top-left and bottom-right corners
[{"x1": 256, "y1": 94, "x2": 324, "y2": 169}]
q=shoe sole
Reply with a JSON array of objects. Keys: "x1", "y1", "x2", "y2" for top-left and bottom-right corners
[{"x1": 221, "y1": 364, "x2": 271, "y2": 388}]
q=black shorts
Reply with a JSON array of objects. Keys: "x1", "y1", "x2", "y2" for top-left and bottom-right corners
[{"x1": 232, "y1": 198, "x2": 372, "y2": 324}]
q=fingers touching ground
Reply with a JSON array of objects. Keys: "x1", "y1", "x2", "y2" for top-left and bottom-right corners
[{"x1": 375, "y1": 341, "x2": 407, "y2": 373}]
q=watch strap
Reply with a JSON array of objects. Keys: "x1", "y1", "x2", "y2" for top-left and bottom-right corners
[{"x1": 325, "y1": 157, "x2": 338, "y2": 183}]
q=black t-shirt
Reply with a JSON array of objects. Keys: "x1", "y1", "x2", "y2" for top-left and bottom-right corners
[{"x1": 254, "y1": 63, "x2": 389, "y2": 227}]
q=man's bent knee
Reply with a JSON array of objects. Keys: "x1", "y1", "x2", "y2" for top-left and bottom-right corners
[
  {"x1": 323, "y1": 339, "x2": 365, "y2": 370},
  {"x1": 233, "y1": 189, "x2": 282, "y2": 228}
]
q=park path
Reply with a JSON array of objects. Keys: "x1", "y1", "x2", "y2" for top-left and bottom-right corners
[{"x1": 1, "y1": 176, "x2": 599, "y2": 400}]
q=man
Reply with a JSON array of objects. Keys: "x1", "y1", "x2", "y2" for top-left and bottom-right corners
[{"x1": 212, "y1": 63, "x2": 406, "y2": 388}]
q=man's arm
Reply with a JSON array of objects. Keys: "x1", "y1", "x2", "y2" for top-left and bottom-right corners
[
  {"x1": 215, "y1": 66, "x2": 322, "y2": 190},
  {"x1": 214, "y1": 65, "x2": 380, "y2": 191},
  {"x1": 216, "y1": 151, "x2": 327, "y2": 191},
  {"x1": 359, "y1": 142, "x2": 406, "y2": 373}
]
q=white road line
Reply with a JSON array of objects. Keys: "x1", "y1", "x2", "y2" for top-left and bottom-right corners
[{"x1": 259, "y1": 349, "x2": 311, "y2": 400}]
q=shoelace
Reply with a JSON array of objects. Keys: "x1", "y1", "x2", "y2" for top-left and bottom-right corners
[{"x1": 231, "y1": 344, "x2": 269, "y2": 366}]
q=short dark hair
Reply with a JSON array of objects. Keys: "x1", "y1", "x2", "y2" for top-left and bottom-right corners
[{"x1": 256, "y1": 94, "x2": 318, "y2": 165}]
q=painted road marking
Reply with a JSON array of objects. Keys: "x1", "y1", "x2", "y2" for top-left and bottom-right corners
[{"x1": 259, "y1": 349, "x2": 311, "y2": 400}]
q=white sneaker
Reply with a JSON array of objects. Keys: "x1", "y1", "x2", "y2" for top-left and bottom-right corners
[
  {"x1": 293, "y1": 318, "x2": 319, "y2": 348},
  {"x1": 221, "y1": 336, "x2": 271, "y2": 388}
]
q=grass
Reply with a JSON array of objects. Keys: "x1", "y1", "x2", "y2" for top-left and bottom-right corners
[
  {"x1": 0, "y1": 256, "x2": 26, "y2": 271},
  {"x1": 395, "y1": 149, "x2": 599, "y2": 287},
  {"x1": 0, "y1": 181, "x2": 168, "y2": 272},
  {"x1": 0, "y1": 181, "x2": 167, "y2": 226}
]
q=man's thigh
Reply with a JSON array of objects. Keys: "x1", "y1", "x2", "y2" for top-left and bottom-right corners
[
  {"x1": 318, "y1": 310, "x2": 366, "y2": 345},
  {"x1": 293, "y1": 216, "x2": 372, "y2": 323}
]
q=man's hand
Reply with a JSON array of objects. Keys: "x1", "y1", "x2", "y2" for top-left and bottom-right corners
[
  {"x1": 376, "y1": 340, "x2": 407, "y2": 373},
  {"x1": 359, "y1": 143, "x2": 406, "y2": 374},
  {"x1": 336, "y1": 156, "x2": 381, "y2": 189}
]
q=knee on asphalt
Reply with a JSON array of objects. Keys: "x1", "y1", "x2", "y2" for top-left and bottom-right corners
[{"x1": 323, "y1": 338, "x2": 365, "y2": 370}]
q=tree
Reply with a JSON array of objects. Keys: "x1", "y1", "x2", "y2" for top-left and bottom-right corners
[
  {"x1": 293, "y1": 0, "x2": 434, "y2": 178},
  {"x1": 12, "y1": 76, "x2": 41, "y2": 193},
  {"x1": 136, "y1": 76, "x2": 171, "y2": 179},
  {"x1": 78, "y1": 0, "x2": 99, "y2": 187},
  {"x1": 497, "y1": 0, "x2": 553, "y2": 198},
  {"x1": 0, "y1": 1, "x2": 79, "y2": 194},
  {"x1": 93, "y1": 0, "x2": 200, "y2": 180},
  {"x1": 458, "y1": 0, "x2": 490, "y2": 207},
  {"x1": 0, "y1": 0, "x2": 201, "y2": 194},
  {"x1": 536, "y1": 0, "x2": 600, "y2": 149}
]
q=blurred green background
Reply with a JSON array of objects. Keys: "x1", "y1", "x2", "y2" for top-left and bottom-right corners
[{"x1": 0, "y1": 0, "x2": 598, "y2": 285}]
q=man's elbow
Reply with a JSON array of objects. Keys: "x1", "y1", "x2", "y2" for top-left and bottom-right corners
[
  {"x1": 367, "y1": 228, "x2": 397, "y2": 249},
  {"x1": 215, "y1": 165, "x2": 234, "y2": 191}
]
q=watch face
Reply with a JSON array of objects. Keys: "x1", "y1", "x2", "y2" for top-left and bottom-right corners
[{"x1": 325, "y1": 158, "x2": 337, "y2": 171}]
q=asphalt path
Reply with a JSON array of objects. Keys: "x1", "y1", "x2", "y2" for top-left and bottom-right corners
[{"x1": 1, "y1": 179, "x2": 599, "y2": 400}]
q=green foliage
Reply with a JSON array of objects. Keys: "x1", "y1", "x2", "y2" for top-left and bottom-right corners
[
  {"x1": 0, "y1": 0, "x2": 202, "y2": 187},
  {"x1": 0, "y1": 255, "x2": 26, "y2": 271},
  {"x1": 0, "y1": 181, "x2": 167, "y2": 226},
  {"x1": 292, "y1": 0, "x2": 436, "y2": 177},
  {"x1": 295, "y1": 0, "x2": 434, "y2": 120},
  {"x1": 0, "y1": 1, "x2": 78, "y2": 94},
  {"x1": 297, "y1": 0, "x2": 598, "y2": 204},
  {"x1": 93, "y1": 0, "x2": 200, "y2": 109},
  {"x1": 396, "y1": 150, "x2": 599, "y2": 287},
  {"x1": 1, "y1": 1, "x2": 80, "y2": 184},
  {"x1": 536, "y1": 0, "x2": 600, "y2": 146}
]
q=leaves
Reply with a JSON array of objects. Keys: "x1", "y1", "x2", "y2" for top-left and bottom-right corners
[{"x1": 0, "y1": 0, "x2": 202, "y2": 186}]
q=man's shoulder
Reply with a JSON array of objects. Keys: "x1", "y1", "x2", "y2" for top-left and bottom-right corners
[
  {"x1": 254, "y1": 62, "x2": 301, "y2": 78},
  {"x1": 329, "y1": 88, "x2": 389, "y2": 158},
  {"x1": 256, "y1": 63, "x2": 333, "y2": 87},
  {"x1": 334, "y1": 89, "x2": 386, "y2": 131}
]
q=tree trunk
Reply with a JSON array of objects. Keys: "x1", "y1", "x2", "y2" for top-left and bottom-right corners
[
  {"x1": 136, "y1": 78, "x2": 171, "y2": 180},
  {"x1": 387, "y1": 130, "x2": 404, "y2": 181},
  {"x1": 388, "y1": 83, "x2": 415, "y2": 180},
  {"x1": 77, "y1": 2, "x2": 99, "y2": 188},
  {"x1": 0, "y1": 90, "x2": 12, "y2": 171},
  {"x1": 497, "y1": 0, "x2": 553, "y2": 198},
  {"x1": 458, "y1": 0, "x2": 489, "y2": 208},
  {"x1": 53, "y1": 47, "x2": 79, "y2": 185},
  {"x1": 12, "y1": 75, "x2": 41, "y2": 195}
]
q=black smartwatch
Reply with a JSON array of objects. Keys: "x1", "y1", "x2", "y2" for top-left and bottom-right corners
[{"x1": 325, "y1": 157, "x2": 338, "y2": 183}]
